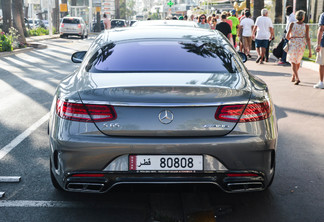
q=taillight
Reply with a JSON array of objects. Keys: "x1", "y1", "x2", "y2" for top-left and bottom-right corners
[
  {"x1": 77, "y1": 24, "x2": 81, "y2": 28},
  {"x1": 61, "y1": 23, "x2": 64, "y2": 28},
  {"x1": 215, "y1": 101, "x2": 271, "y2": 122},
  {"x1": 56, "y1": 99, "x2": 117, "y2": 122}
]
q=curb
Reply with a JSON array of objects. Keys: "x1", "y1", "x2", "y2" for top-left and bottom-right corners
[
  {"x1": 300, "y1": 60, "x2": 319, "y2": 72},
  {"x1": 0, "y1": 47, "x2": 34, "y2": 58}
]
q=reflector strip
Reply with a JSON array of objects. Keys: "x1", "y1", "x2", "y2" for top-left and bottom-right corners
[
  {"x1": 226, "y1": 173, "x2": 259, "y2": 177},
  {"x1": 71, "y1": 174, "x2": 105, "y2": 177}
]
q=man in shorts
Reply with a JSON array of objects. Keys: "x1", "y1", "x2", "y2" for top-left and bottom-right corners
[
  {"x1": 239, "y1": 11, "x2": 254, "y2": 58},
  {"x1": 252, "y1": 9, "x2": 274, "y2": 64},
  {"x1": 314, "y1": 12, "x2": 324, "y2": 89}
]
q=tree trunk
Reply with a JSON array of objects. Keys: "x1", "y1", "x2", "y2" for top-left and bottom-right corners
[
  {"x1": 52, "y1": 0, "x2": 60, "y2": 31},
  {"x1": 115, "y1": 0, "x2": 120, "y2": 19},
  {"x1": 275, "y1": 0, "x2": 283, "y2": 23},
  {"x1": 12, "y1": 0, "x2": 26, "y2": 44},
  {"x1": 286, "y1": 0, "x2": 294, "y2": 7},
  {"x1": 246, "y1": 0, "x2": 250, "y2": 11},
  {"x1": 253, "y1": 0, "x2": 264, "y2": 20},
  {"x1": 1, "y1": 0, "x2": 12, "y2": 33}
]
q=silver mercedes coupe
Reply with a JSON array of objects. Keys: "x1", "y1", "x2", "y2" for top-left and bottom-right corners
[{"x1": 49, "y1": 25, "x2": 278, "y2": 193}]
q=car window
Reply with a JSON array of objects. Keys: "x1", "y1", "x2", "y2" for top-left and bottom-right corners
[
  {"x1": 111, "y1": 20, "x2": 125, "y2": 27},
  {"x1": 63, "y1": 18, "x2": 80, "y2": 24},
  {"x1": 87, "y1": 40, "x2": 238, "y2": 73}
]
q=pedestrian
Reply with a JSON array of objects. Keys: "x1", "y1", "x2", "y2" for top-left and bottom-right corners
[
  {"x1": 197, "y1": 14, "x2": 210, "y2": 29},
  {"x1": 252, "y1": 9, "x2": 274, "y2": 64},
  {"x1": 278, "y1": 6, "x2": 297, "y2": 65},
  {"x1": 286, "y1": 10, "x2": 312, "y2": 85},
  {"x1": 210, "y1": 18, "x2": 217, "y2": 30},
  {"x1": 207, "y1": 15, "x2": 213, "y2": 26},
  {"x1": 103, "y1": 13, "x2": 111, "y2": 30},
  {"x1": 239, "y1": 11, "x2": 254, "y2": 58},
  {"x1": 228, "y1": 9, "x2": 240, "y2": 49},
  {"x1": 216, "y1": 13, "x2": 233, "y2": 45},
  {"x1": 314, "y1": 11, "x2": 324, "y2": 89}
]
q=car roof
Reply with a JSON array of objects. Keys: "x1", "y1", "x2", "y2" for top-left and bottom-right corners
[
  {"x1": 132, "y1": 20, "x2": 199, "y2": 28},
  {"x1": 97, "y1": 26, "x2": 222, "y2": 48}
]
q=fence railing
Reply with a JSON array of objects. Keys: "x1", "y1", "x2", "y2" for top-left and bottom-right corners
[{"x1": 272, "y1": 24, "x2": 319, "y2": 47}]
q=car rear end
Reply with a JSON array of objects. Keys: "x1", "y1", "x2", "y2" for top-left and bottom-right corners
[
  {"x1": 60, "y1": 17, "x2": 83, "y2": 37},
  {"x1": 49, "y1": 28, "x2": 277, "y2": 193}
]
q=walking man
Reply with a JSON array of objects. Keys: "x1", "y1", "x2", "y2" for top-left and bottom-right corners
[
  {"x1": 228, "y1": 10, "x2": 240, "y2": 49},
  {"x1": 252, "y1": 9, "x2": 274, "y2": 64},
  {"x1": 314, "y1": 12, "x2": 324, "y2": 89},
  {"x1": 239, "y1": 11, "x2": 254, "y2": 58},
  {"x1": 216, "y1": 13, "x2": 233, "y2": 45}
]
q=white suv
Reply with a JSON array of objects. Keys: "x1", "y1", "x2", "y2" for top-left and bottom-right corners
[{"x1": 59, "y1": 17, "x2": 88, "y2": 39}]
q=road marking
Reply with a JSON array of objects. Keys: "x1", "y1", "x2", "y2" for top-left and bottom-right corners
[
  {"x1": 0, "y1": 176, "x2": 21, "y2": 182},
  {"x1": 0, "y1": 200, "x2": 86, "y2": 208},
  {"x1": 0, "y1": 200, "x2": 144, "y2": 210},
  {"x1": 0, "y1": 113, "x2": 50, "y2": 160}
]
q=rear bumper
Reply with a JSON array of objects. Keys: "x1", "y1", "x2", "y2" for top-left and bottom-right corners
[{"x1": 61, "y1": 170, "x2": 266, "y2": 193}]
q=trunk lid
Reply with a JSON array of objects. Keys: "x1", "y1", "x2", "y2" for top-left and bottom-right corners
[{"x1": 78, "y1": 73, "x2": 251, "y2": 137}]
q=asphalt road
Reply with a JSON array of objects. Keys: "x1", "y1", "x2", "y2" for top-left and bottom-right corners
[{"x1": 0, "y1": 36, "x2": 323, "y2": 222}]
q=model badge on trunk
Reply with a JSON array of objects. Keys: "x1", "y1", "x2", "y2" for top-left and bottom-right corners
[{"x1": 158, "y1": 110, "x2": 174, "y2": 124}]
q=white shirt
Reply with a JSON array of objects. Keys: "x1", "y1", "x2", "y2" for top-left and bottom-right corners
[
  {"x1": 240, "y1": 17, "x2": 254, "y2": 37},
  {"x1": 255, "y1": 16, "x2": 273, "y2": 40},
  {"x1": 286, "y1": 13, "x2": 297, "y2": 32}
]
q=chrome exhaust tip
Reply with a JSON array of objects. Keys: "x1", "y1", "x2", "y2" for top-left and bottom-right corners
[
  {"x1": 66, "y1": 183, "x2": 105, "y2": 193},
  {"x1": 227, "y1": 182, "x2": 264, "y2": 192}
]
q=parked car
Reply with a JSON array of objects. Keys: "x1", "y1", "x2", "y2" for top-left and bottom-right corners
[
  {"x1": 92, "y1": 20, "x2": 104, "y2": 31},
  {"x1": 26, "y1": 18, "x2": 45, "y2": 29},
  {"x1": 129, "y1": 20, "x2": 137, "y2": 26},
  {"x1": 110, "y1": 19, "x2": 127, "y2": 28},
  {"x1": 59, "y1": 16, "x2": 88, "y2": 39},
  {"x1": 49, "y1": 25, "x2": 278, "y2": 193}
]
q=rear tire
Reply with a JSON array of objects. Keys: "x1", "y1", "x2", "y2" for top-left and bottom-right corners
[
  {"x1": 50, "y1": 159, "x2": 63, "y2": 191},
  {"x1": 81, "y1": 33, "x2": 84, "y2": 39}
]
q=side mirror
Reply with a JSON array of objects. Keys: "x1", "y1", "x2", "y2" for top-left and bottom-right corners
[
  {"x1": 238, "y1": 52, "x2": 247, "y2": 63},
  {"x1": 71, "y1": 51, "x2": 87, "y2": 63}
]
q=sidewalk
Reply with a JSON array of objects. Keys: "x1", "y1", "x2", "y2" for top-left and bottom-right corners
[
  {"x1": 249, "y1": 49, "x2": 320, "y2": 72},
  {"x1": 0, "y1": 32, "x2": 98, "y2": 58}
]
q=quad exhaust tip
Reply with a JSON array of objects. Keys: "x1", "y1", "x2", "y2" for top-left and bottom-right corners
[
  {"x1": 227, "y1": 182, "x2": 264, "y2": 192},
  {"x1": 66, "y1": 183, "x2": 105, "y2": 193}
]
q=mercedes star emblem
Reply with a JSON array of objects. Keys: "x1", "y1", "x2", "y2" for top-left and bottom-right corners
[{"x1": 158, "y1": 110, "x2": 174, "y2": 124}]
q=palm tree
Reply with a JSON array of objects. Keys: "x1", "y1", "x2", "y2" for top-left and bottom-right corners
[
  {"x1": 296, "y1": 0, "x2": 307, "y2": 21},
  {"x1": 1, "y1": 0, "x2": 12, "y2": 33},
  {"x1": 12, "y1": 0, "x2": 26, "y2": 44},
  {"x1": 253, "y1": 0, "x2": 264, "y2": 20},
  {"x1": 52, "y1": 0, "x2": 60, "y2": 31},
  {"x1": 115, "y1": 0, "x2": 120, "y2": 19},
  {"x1": 275, "y1": 0, "x2": 283, "y2": 23}
]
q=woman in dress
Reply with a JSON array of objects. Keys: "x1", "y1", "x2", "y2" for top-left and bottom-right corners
[{"x1": 286, "y1": 10, "x2": 312, "y2": 85}]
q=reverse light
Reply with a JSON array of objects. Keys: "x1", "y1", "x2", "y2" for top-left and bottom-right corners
[
  {"x1": 56, "y1": 99, "x2": 117, "y2": 122},
  {"x1": 215, "y1": 101, "x2": 271, "y2": 122},
  {"x1": 71, "y1": 174, "x2": 105, "y2": 177}
]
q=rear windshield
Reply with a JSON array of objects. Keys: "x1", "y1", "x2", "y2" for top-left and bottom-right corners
[
  {"x1": 111, "y1": 20, "x2": 125, "y2": 27},
  {"x1": 63, "y1": 18, "x2": 80, "y2": 24},
  {"x1": 87, "y1": 40, "x2": 238, "y2": 73}
]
